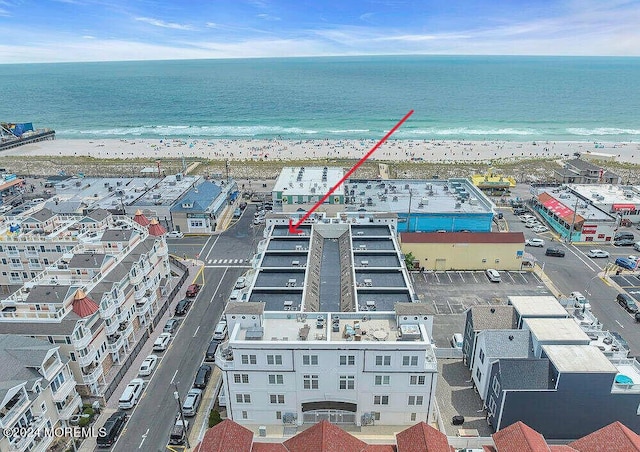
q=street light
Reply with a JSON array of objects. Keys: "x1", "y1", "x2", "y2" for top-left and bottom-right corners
[{"x1": 173, "y1": 383, "x2": 190, "y2": 448}]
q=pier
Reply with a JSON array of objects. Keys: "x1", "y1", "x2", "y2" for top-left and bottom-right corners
[{"x1": 0, "y1": 129, "x2": 56, "y2": 152}]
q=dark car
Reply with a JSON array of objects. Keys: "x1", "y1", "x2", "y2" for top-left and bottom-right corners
[
  {"x1": 615, "y1": 232, "x2": 635, "y2": 241},
  {"x1": 96, "y1": 411, "x2": 127, "y2": 448},
  {"x1": 545, "y1": 248, "x2": 565, "y2": 257},
  {"x1": 185, "y1": 284, "x2": 200, "y2": 298},
  {"x1": 618, "y1": 293, "x2": 639, "y2": 313},
  {"x1": 194, "y1": 364, "x2": 212, "y2": 389},
  {"x1": 163, "y1": 318, "x2": 179, "y2": 334},
  {"x1": 610, "y1": 331, "x2": 630, "y2": 351},
  {"x1": 614, "y1": 238, "x2": 636, "y2": 247},
  {"x1": 174, "y1": 298, "x2": 193, "y2": 316},
  {"x1": 205, "y1": 339, "x2": 220, "y2": 362}
]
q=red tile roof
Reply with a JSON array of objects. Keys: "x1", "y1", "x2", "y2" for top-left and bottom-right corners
[
  {"x1": 549, "y1": 446, "x2": 579, "y2": 451},
  {"x1": 492, "y1": 421, "x2": 551, "y2": 452},
  {"x1": 193, "y1": 419, "x2": 254, "y2": 452},
  {"x1": 400, "y1": 232, "x2": 525, "y2": 244},
  {"x1": 568, "y1": 421, "x2": 640, "y2": 452},
  {"x1": 396, "y1": 422, "x2": 450, "y2": 452},
  {"x1": 537, "y1": 192, "x2": 584, "y2": 224},
  {"x1": 133, "y1": 209, "x2": 150, "y2": 226},
  {"x1": 147, "y1": 218, "x2": 167, "y2": 236},
  {"x1": 283, "y1": 420, "x2": 367, "y2": 452},
  {"x1": 71, "y1": 289, "x2": 99, "y2": 318},
  {"x1": 362, "y1": 445, "x2": 396, "y2": 452},
  {"x1": 251, "y1": 443, "x2": 288, "y2": 452}
]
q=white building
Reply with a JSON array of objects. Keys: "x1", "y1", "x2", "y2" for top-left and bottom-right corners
[
  {"x1": 0, "y1": 335, "x2": 82, "y2": 452},
  {"x1": 216, "y1": 222, "x2": 437, "y2": 428}
]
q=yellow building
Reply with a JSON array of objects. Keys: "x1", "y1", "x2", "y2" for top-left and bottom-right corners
[{"x1": 400, "y1": 232, "x2": 525, "y2": 271}]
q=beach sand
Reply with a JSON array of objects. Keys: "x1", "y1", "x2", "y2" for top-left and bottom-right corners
[{"x1": 3, "y1": 138, "x2": 640, "y2": 164}]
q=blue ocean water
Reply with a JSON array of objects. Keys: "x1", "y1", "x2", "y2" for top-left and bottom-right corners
[{"x1": 1, "y1": 55, "x2": 639, "y2": 141}]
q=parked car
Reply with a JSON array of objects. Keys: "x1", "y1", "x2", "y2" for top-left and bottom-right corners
[
  {"x1": 185, "y1": 284, "x2": 200, "y2": 297},
  {"x1": 194, "y1": 364, "x2": 212, "y2": 389},
  {"x1": 587, "y1": 249, "x2": 610, "y2": 258},
  {"x1": 153, "y1": 333, "x2": 172, "y2": 352},
  {"x1": 212, "y1": 320, "x2": 228, "y2": 340},
  {"x1": 169, "y1": 416, "x2": 189, "y2": 445},
  {"x1": 525, "y1": 238, "x2": 545, "y2": 247},
  {"x1": 174, "y1": 298, "x2": 193, "y2": 316},
  {"x1": 533, "y1": 226, "x2": 549, "y2": 233},
  {"x1": 615, "y1": 257, "x2": 637, "y2": 270},
  {"x1": 634, "y1": 242, "x2": 640, "y2": 251},
  {"x1": 615, "y1": 232, "x2": 635, "y2": 241},
  {"x1": 617, "y1": 293, "x2": 639, "y2": 313},
  {"x1": 163, "y1": 318, "x2": 180, "y2": 334},
  {"x1": 166, "y1": 231, "x2": 184, "y2": 239},
  {"x1": 545, "y1": 247, "x2": 565, "y2": 257},
  {"x1": 235, "y1": 277, "x2": 246, "y2": 289},
  {"x1": 614, "y1": 238, "x2": 636, "y2": 247},
  {"x1": 182, "y1": 388, "x2": 203, "y2": 417},
  {"x1": 485, "y1": 269, "x2": 501, "y2": 283},
  {"x1": 570, "y1": 291, "x2": 591, "y2": 311},
  {"x1": 118, "y1": 378, "x2": 145, "y2": 409},
  {"x1": 96, "y1": 411, "x2": 128, "y2": 448},
  {"x1": 138, "y1": 355, "x2": 159, "y2": 377},
  {"x1": 450, "y1": 333, "x2": 463, "y2": 349},
  {"x1": 205, "y1": 339, "x2": 220, "y2": 362}
]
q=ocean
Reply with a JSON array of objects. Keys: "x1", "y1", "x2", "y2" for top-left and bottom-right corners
[{"x1": 1, "y1": 55, "x2": 639, "y2": 141}]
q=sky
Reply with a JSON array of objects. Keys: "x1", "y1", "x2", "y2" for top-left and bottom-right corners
[{"x1": 0, "y1": 0, "x2": 639, "y2": 63}]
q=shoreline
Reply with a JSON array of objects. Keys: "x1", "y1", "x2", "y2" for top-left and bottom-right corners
[{"x1": 2, "y1": 138, "x2": 640, "y2": 164}]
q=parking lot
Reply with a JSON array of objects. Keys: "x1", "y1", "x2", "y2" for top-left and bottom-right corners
[
  {"x1": 411, "y1": 270, "x2": 550, "y2": 315},
  {"x1": 611, "y1": 274, "x2": 640, "y2": 303}
]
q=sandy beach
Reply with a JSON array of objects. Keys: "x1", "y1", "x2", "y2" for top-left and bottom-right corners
[{"x1": 3, "y1": 138, "x2": 640, "y2": 164}]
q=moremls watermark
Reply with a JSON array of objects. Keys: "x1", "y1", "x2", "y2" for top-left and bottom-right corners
[{"x1": 3, "y1": 426, "x2": 107, "y2": 440}]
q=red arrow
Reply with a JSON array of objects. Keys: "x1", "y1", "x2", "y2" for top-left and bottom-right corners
[{"x1": 288, "y1": 110, "x2": 414, "y2": 234}]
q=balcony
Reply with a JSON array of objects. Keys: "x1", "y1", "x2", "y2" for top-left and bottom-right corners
[
  {"x1": 76, "y1": 347, "x2": 97, "y2": 367},
  {"x1": 105, "y1": 320, "x2": 119, "y2": 335},
  {"x1": 107, "y1": 333, "x2": 126, "y2": 354},
  {"x1": 0, "y1": 394, "x2": 29, "y2": 429},
  {"x1": 136, "y1": 298, "x2": 151, "y2": 317},
  {"x1": 31, "y1": 433, "x2": 55, "y2": 452},
  {"x1": 100, "y1": 301, "x2": 117, "y2": 319},
  {"x1": 81, "y1": 363, "x2": 104, "y2": 386},
  {"x1": 134, "y1": 286, "x2": 146, "y2": 300},
  {"x1": 129, "y1": 270, "x2": 143, "y2": 285},
  {"x1": 71, "y1": 332, "x2": 91, "y2": 350},
  {"x1": 216, "y1": 343, "x2": 235, "y2": 370},
  {"x1": 8, "y1": 415, "x2": 49, "y2": 452},
  {"x1": 52, "y1": 378, "x2": 76, "y2": 403},
  {"x1": 57, "y1": 394, "x2": 82, "y2": 421}
]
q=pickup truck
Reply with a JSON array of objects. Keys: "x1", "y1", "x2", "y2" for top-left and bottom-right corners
[{"x1": 169, "y1": 417, "x2": 189, "y2": 445}]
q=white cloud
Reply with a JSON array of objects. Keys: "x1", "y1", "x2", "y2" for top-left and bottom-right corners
[
  {"x1": 82, "y1": 35, "x2": 95, "y2": 39},
  {"x1": 256, "y1": 13, "x2": 280, "y2": 21},
  {"x1": 135, "y1": 17, "x2": 195, "y2": 31}
]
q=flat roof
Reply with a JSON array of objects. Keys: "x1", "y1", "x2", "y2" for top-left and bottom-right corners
[
  {"x1": 344, "y1": 178, "x2": 494, "y2": 214},
  {"x1": 542, "y1": 344, "x2": 618, "y2": 373},
  {"x1": 508, "y1": 296, "x2": 568, "y2": 318},
  {"x1": 133, "y1": 174, "x2": 201, "y2": 207},
  {"x1": 524, "y1": 318, "x2": 591, "y2": 342},
  {"x1": 401, "y1": 232, "x2": 524, "y2": 244},
  {"x1": 273, "y1": 166, "x2": 344, "y2": 197},
  {"x1": 569, "y1": 184, "x2": 640, "y2": 206},
  {"x1": 535, "y1": 188, "x2": 613, "y2": 222},
  {"x1": 54, "y1": 177, "x2": 161, "y2": 211}
]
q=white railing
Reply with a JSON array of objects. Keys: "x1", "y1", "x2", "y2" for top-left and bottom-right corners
[
  {"x1": 71, "y1": 332, "x2": 92, "y2": 350},
  {"x1": 100, "y1": 301, "x2": 117, "y2": 319},
  {"x1": 57, "y1": 394, "x2": 81, "y2": 421},
  {"x1": 105, "y1": 320, "x2": 119, "y2": 335},
  {"x1": 76, "y1": 347, "x2": 97, "y2": 367},
  {"x1": 51, "y1": 378, "x2": 76, "y2": 403},
  {"x1": 0, "y1": 395, "x2": 29, "y2": 429},
  {"x1": 81, "y1": 364, "x2": 103, "y2": 385},
  {"x1": 136, "y1": 299, "x2": 150, "y2": 317}
]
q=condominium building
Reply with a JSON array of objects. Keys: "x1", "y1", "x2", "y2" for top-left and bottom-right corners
[
  {"x1": 216, "y1": 222, "x2": 437, "y2": 428},
  {"x1": 0, "y1": 208, "x2": 171, "y2": 397},
  {"x1": 0, "y1": 334, "x2": 82, "y2": 452}
]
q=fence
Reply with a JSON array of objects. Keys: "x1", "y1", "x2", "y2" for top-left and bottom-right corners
[{"x1": 102, "y1": 256, "x2": 190, "y2": 402}]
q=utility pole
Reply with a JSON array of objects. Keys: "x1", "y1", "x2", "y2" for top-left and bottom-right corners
[
  {"x1": 225, "y1": 160, "x2": 230, "y2": 184},
  {"x1": 406, "y1": 189, "x2": 413, "y2": 232},
  {"x1": 173, "y1": 383, "x2": 190, "y2": 448},
  {"x1": 568, "y1": 191, "x2": 580, "y2": 244}
]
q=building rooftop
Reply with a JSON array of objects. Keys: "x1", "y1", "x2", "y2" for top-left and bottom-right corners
[
  {"x1": 54, "y1": 176, "x2": 161, "y2": 211},
  {"x1": 0, "y1": 335, "x2": 55, "y2": 391},
  {"x1": 492, "y1": 421, "x2": 551, "y2": 452},
  {"x1": 542, "y1": 344, "x2": 618, "y2": 373},
  {"x1": 469, "y1": 306, "x2": 518, "y2": 331},
  {"x1": 524, "y1": 318, "x2": 591, "y2": 343},
  {"x1": 344, "y1": 178, "x2": 494, "y2": 214},
  {"x1": 535, "y1": 189, "x2": 612, "y2": 223},
  {"x1": 569, "y1": 183, "x2": 640, "y2": 206},
  {"x1": 568, "y1": 421, "x2": 640, "y2": 452},
  {"x1": 497, "y1": 358, "x2": 551, "y2": 391},
  {"x1": 508, "y1": 296, "x2": 568, "y2": 318},
  {"x1": 133, "y1": 174, "x2": 201, "y2": 208},
  {"x1": 170, "y1": 180, "x2": 223, "y2": 213},
  {"x1": 273, "y1": 166, "x2": 345, "y2": 197},
  {"x1": 401, "y1": 231, "x2": 524, "y2": 244},
  {"x1": 480, "y1": 329, "x2": 532, "y2": 359}
]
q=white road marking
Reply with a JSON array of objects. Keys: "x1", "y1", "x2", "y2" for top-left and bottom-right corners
[
  {"x1": 210, "y1": 267, "x2": 229, "y2": 302},
  {"x1": 203, "y1": 235, "x2": 220, "y2": 261},
  {"x1": 138, "y1": 428, "x2": 149, "y2": 449},
  {"x1": 615, "y1": 320, "x2": 625, "y2": 329},
  {"x1": 170, "y1": 369, "x2": 178, "y2": 384},
  {"x1": 568, "y1": 245, "x2": 598, "y2": 272},
  {"x1": 193, "y1": 326, "x2": 200, "y2": 337}
]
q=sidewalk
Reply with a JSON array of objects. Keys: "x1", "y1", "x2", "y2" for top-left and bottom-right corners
[
  {"x1": 533, "y1": 265, "x2": 564, "y2": 298},
  {"x1": 189, "y1": 366, "x2": 223, "y2": 448}
]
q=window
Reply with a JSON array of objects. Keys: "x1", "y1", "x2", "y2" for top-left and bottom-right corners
[
  {"x1": 269, "y1": 394, "x2": 285, "y2": 404},
  {"x1": 50, "y1": 372, "x2": 65, "y2": 393},
  {"x1": 402, "y1": 355, "x2": 418, "y2": 366},
  {"x1": 276, "y1": 411, "x2": 282, "y2": 420},
  {"x1": 268, "y1": 374, "x2": 284, "y2": 385},
  {"x1": 302, "y1": 355, "x2": 318, "y2": 366},
  {"x1": 241, "y1": 354, "x2": 257, "y2": 365},
  {"x1": 339, "y1": 375, "x2": 355, "y2": 390},
  {"x1": 242, "y1": 410, "x2": 248, "y2": 419},
  {"x1": 492, "y1": 376, "x2": 500, "y2": 394},
  {"x1": 373, "y1": 395, "x2": 389, "y2": 405},
  {"x1": 339, "y1": 355, "x2": 355, "y2": 366},
  {"x1": 410, "y1": 413, "x2": 417, "y2": 421},
  {"x1": 374, "y1": 375, "x2": 390, "y2": 386},
  {"x1": 375, "y1": 355, "x2": 391, "y2": 366},
  {"x1": 372, "y1": 412, "x2": 381, "y2": 421},
  {"x1": 303, "y1": 374, "x2": 319, "y2": 389},
  {"x1": 476, "y1": 368, "x2": 482, "y2": 381},
  {"x1": 408, "y1": 395, "x2": 423, "y2": 406},
  {"x1": 235, "y1": 394, "x2": 251, "y2": 404},
  {"x1": 267, "y1": 354, "x2": 283, "y2": 365},
  {"x1": 234, "y1": 374, "x2": 249, "y2": 384},
  {"x1": 479, "y1": 349, "x2": 485, "y2": 364},
  {"x1": 410, "y1": 375, "x2": 426, "y2": 385}
]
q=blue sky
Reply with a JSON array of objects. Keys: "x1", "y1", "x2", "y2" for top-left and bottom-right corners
[{"x1": 0, "y1": 0, "x2": 638, "y2": 62}]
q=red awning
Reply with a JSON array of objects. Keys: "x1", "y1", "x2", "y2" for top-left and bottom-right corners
[
  {"x1": 612, "y1": 204, "x2": 637, "y2": 211},
  {"x1": 538, "y1": 192, "x2": 584, "y2": 224}
]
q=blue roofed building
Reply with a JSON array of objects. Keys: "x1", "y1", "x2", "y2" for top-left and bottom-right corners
[{"x1": 170, "y1": 180, "x2": 236, "y2": 233}]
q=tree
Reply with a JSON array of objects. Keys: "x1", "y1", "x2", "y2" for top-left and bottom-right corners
[
  {"x1": 404, "y1": 252, "x2": 416, "y2": 270},
  {"x1": 208, "y1": 409, "x2": 222, "y2": 428}
]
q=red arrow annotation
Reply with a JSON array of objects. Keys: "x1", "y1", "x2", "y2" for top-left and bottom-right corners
[{"x1": 288, "y1": 109, "x2": 415, "y2": 234}]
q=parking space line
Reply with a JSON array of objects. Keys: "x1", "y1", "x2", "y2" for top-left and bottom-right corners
[
  {"x1": 446, "y1": 300, "x2": 453, "y2": 314},
  {"x1": 472, "y1": 272, "x2": 479, "y2": 283},
  {"x1": 435, "y1": 273, "x2": 441, "y2": 284},
  {"x1": 459, "y1": 271, "x2": 465, "y2": 283},
  {"x1": 517, "y1": 273, "x2": 527, "y2": 283},
  {"x1": 508, "y1": 272, "x2": 516, "y2": 283},
  {"x1": 447, "y1": 272, "x2": 453, "y2": 283}
]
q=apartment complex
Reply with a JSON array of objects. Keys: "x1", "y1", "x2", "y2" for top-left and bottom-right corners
[
  {"x1": 0, "y1": 208, "x2": 171, "y2": 397},
  {"x1": 216, "y1": 222, "x2": 437, "y2": 428},
  {"x1": 0, "y1": 335, "x2": 82, "y2": 452}
]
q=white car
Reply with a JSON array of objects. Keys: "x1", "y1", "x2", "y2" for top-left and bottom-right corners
[
  {"x1": 485, "y1": 268, "x2": 501, "y2": 282},
  {"x1": 533, "y1": 226, "x2": 549, "y2": 233},
  {"x1": 587, "y1": 249, "x2": 610, "y2": 258},
  {"x1": 138, "y1": 355, "x2": 158, "y2": 376},
  {"x1": 519, "y1": 215, "x2": 535, "y2": 222},
  {"x1": 166, "y1": 231, "x2": 184, "y2": 239},
  {"x1": 570, "y1": 291, "x2": 591, "y2": 311},
  {"x1": 235, "y1": 277, "x2": 246, "y2": 289},
  {"x1": 525, "y1": 221, "x2": 540, "y2": 228},
  {"x1": 153, "y1": 333, "x2": 172, "y2": 351},
  {"x1": 525, "y1": 238, "x2": 545, "y2": 247}
]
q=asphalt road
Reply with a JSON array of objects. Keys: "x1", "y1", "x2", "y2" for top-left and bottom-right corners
[
  {"x1": 111, "y1": 207, "x2": 261, "y2": 451},
  {"x1": 507, "y1": 209, "x2": 640, "y2": 356}
]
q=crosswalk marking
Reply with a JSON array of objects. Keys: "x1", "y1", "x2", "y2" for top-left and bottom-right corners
[{"x1": 206, "y1": 258, "x2": 246, "y2": 264}]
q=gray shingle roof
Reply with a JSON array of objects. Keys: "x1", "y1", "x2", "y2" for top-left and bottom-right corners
[
  {"x1": 0, "y1": 312, "x2": 81, "y2": 336},
  {"x1": 28, "y1": 207, "x2": 56, "y2": 223},
  {"x1": 68, "y1": 253, "x2": 107, "y2": 269},
  {"x1": 25, "y1": 285, "x2": 76, "y2": 304},
  {"x1": 85, "y1": 208, "x2": 111, "y2": 222},
  {"x1": 394, "y1": 302, "x2": 431, "y2": 316},
  {"x1": 0, "y1": 335, "x2": 57, "y2": 399},
  {"x1": 481, "y1": 329, "x2": 532, "y2": 359},
  {"x1": 497, "y1": 358, "x2": 551, "y2": 390},
  {"x1": 225, "y1": 302, "x2": 265, "y2": 315},
  {"x1": 470, "y1": 305, "x2": 518, "y2": 330},
  {"x1": 101, "y1": 229, "x2": 134, "y2": 242}
]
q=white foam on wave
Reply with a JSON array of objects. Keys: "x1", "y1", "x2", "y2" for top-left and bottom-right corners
[
  {"x1": 327, "y1": 129, "x2": 371, "y2": 133},
  {"x1": 397, "y1": 127, "x2": 539, "y2": 136},
  {"x1": 59, "y1": 125, "x2": 320, "y2": 137},
  {"x1": 565, "y1": 127, "x2": 640, "y2": 136}
]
